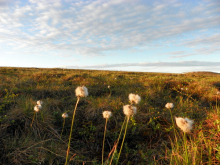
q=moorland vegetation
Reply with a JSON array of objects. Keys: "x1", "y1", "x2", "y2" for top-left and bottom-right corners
[{"x1": 0, "y1": 67, "x2": 220, "y2": 165}]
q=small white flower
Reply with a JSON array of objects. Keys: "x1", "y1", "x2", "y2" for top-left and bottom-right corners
[
  {"x1": 123, "y1": 105, "x2": 137, "y2": 116},
  {"x1": 129, "y1": 93, "x2": 141, "y2": 104},
  {"x1": 217, "y1": 91, "x2": 220, "y2": 95},
  {"x1": 37, "y1": 100, "x2": 43, "y2": 106},
  {"x1": 103, "y1": 111, "x2": 112, "y2": 119},
  {"x1": 165, "y1": 103, "x2": 174, "y2": 109},
  {"x1": 34, "y1": 105, "x2": 40, "y2": 112},
  {"x1": 75, "y1": 86, "x2": 88, "y2": 97},
  {"x1": 62, "y1": 113, "x2": 68, "y2": 118},
  {"x1": 108, "y1": 85, "x2": 110, "y2": 88},
  {"x1": 175, "y1": 117, "x2": 194, "y2": 133}
]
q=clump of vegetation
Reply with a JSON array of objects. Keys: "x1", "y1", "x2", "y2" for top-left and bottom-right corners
[{"x1": 0, "y1": 67, "x2": 220, "y2": 164}]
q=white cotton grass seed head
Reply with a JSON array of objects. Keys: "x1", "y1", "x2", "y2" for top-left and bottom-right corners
[
  {"x1": 62, "y1": 113, "x2": 68, "y2": 118},
  {"x1": 75, "y1": 86, "x2": 88, "y2": 97},
  {"x1": 165, "y1": 103, "x2": 174, "y2": 109},
  {"x1": 34, "y1": 105, "x2": 40, "y2": 112},
  {"x1": 123, "y1": 105, "x2": 137, "y2": 116},
  {"x1": 133, "y1": 107, "x2": 137, "y2": 114},
  {"x1": 103, "y1": 111, "x2": 112, "y2": 119},
  {"x1": 37, "y1": 100, "x2": 43, "y2": 106},
  {"x1": 175, "y1": 117, "x2": 194, "y2": 133},
  {"x1": 129, "y1": 93, "x2": 141, "y2": 104},
  {"x1": 38, "y1": 105, "x2": 42, "y2": 109}
]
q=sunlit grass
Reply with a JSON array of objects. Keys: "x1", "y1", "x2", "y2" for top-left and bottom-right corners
[{"x1": 0, "y1": 67, "x2": 220, "y2": 164}]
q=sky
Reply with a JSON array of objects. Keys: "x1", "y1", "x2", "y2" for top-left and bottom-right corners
[{"x1": 0, "y1": 0, "x2": 220, "y2": 73}]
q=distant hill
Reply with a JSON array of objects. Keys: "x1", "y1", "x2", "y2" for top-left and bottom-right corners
[{"x1": 184, "y1": 71, "x2": 220, "y2": 75}]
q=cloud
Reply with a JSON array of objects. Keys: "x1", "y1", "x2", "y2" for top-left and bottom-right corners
[
  {"x1": 183, "y1": 33, "x2": 220, "y2": 55},
  {"x1": 66, "y1": 61, "x2": 220, "y2": 69},
  {"x1": 166, "y1": 51, "x2": 197, "y2": 59},
  {"x1": 184, "y1": 34, "x2": 220, "y2": 47},
  {"x1": 0, "y1": 0, "x2": 219, "y2": 56},
  {"x1": 0, "y1": 0, "x2": 8, "y2": 6},
  {"x1": 167, "y1": 33, "x2": 220, "y2": 58},
  {"x1": 169, "y1": 54, "x2": 196, "y2": 59},
  {"x1": 65, "y1": 61, "x2": 220, "y2": 73}
]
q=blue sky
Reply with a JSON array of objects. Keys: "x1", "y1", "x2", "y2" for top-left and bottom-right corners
[{"x1": 0, "y1": 0, "x2": 220, "y2": 73}]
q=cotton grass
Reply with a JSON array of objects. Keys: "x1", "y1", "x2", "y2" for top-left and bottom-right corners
[
  {"x1": 123, "y1": 105, "x2": 137, "y2": 116},
  {"x1": 102, "y1": 111, "x2": 112, "y2": 165},
  {"x1": 34, "y1": 105, "x2": 41, "y2": 112},
  {"x1": 60, "y1": 113, "x2": 68, "y2": 140},
  {"x1": 175, "y1": 117, "x2": 194, "y2": 164},
  {"x1": 75, "y1": 86, "x2": 88, "y2": 97},
  {"x1": 103, "y1": 111, "x2": 112, "y2": 119},
  {"x1": 37, "y1": 100, "x2": 43, "y2": 106},
  {"x1": 165, "y1": 102, "x2": 177, "y2": 142},
  {"x1": 65, "y1": 86, "x2": 88, "y2": 165},
  {"x1": 165, "y1": 102, "x2": 174, "y2": 109},
  {"x1": 62, "y1": 113, "x2": 68, "y2": 118},
  {"x1": 116, "y1": 104, "x2": 137, "y2": 164},
  {"x1": 31, "y1": 100, "x2": 43, "y2": 128},
  {"x1": 128, "y1": 93, "x2": 141, "y2": 104},
  {"x1": 175, "y1": 117, "x2": 194, "y2": 133}
]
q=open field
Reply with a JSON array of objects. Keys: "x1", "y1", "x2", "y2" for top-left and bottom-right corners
[{"x1": 0, "y1": 67, "x2": 220, "y2": 165}]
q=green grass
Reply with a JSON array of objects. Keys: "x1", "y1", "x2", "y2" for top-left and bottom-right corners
[{"x1": 0, "y1": 67, "x2": 220, "y2": 164}]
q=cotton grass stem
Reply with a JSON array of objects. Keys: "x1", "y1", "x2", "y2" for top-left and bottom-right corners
[
  {"x1": 168, "y1": 108, "x2": 177, "y2": 142},
  {"x1": 116, "y1": 116, "x2": 129, "y2": 165},
  {"x1": 184, "y1": 132, "x2": 189, "y2": 165},
  {"x1": 31, "y1": 104, "x2": 41, "y2": 128},
  {"x1": 102, "y1": 118, "x2": 108, "y2": 165},
  {"x1": 30, "y1": 112, "x2": 36, "y2": 128},
  {"x1": 65, "y1": 96, "x2": 80, "y2": 165},
  {"x1": 109, "y1": 117, "x2": 126, "y2": 165},
  {"x1": 60, "y1": 117, "x2": 66, "y2": 140},
  {"x1": 60, "y1": 113, "x2": 68, "y2": 140}
]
